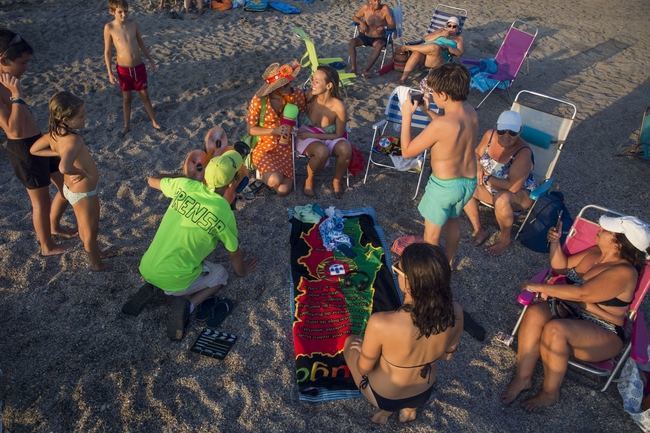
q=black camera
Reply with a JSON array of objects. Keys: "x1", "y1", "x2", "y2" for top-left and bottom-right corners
[{"x1": 410, "y1": 92, "x2": 424, "y2": 104}]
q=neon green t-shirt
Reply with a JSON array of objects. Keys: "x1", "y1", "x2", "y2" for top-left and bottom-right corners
[{"x1": 139, "y1": 178, "x2": 239, "y2": 292}]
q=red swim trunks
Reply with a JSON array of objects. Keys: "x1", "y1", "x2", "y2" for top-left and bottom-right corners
[{"x1": 116, "y1": 63, "x2": 148, "y2": 92}]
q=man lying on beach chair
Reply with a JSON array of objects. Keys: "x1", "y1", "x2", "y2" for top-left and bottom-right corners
[
  {"x1": 397, "y1": 15, "x2": 465, "y2": 84},
  {"x1": 396, "y1": 4, "x2": 467, "y2": 83},
  {"x1": 122, "y1": 148, "x2": 256, "y2": 341}
]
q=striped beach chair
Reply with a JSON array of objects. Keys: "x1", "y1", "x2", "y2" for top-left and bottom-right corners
[
  {"x1": 363, "y1": 86, "x2": 438, "y2": 199},
  {"x1": 426, "y1": 3, "x2": 468, "y2": 35}
]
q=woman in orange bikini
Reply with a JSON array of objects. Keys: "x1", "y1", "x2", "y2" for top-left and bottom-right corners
[{"x1": 344, "y1": 243, "x2": 463, "y2": 424}]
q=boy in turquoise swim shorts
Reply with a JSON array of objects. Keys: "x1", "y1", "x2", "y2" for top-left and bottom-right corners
[{"x1": 400, "y1": 63, "x2": 478, "y2": 264}]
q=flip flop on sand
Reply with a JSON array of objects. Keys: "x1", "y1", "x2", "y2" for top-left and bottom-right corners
[
  {"x1": 207, "y1": 298, "x2": 234, "y2": 329},
  {"x1": 195, "y1": 297, "x2": 217, "y2": 324}
]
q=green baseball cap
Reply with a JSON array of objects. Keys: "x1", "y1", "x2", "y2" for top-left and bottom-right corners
[{"x1": 204, "y1": 150, "x2": 244, "y2": 190}]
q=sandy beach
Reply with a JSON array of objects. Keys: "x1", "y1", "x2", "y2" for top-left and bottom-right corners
[{"x1": 0, "y1": 0, "x2": 649, "y2": 431}]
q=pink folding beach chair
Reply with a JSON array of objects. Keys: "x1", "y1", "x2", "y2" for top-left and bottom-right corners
[
  {"x1": 464, "y1": 20, "x2": 538, "y2": 109},
  {"x1": 499, "y1": 205, "x2": 650, "y2": 392}
]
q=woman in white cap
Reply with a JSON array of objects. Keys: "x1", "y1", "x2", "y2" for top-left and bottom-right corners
[
  {"x1": 398, "y1": 16, "x2": 464, "y2": 84},
  {"x1": 463, "y1": 110, "x2": 535, "y2": 255},
  {"x1": 502, "y1": 214, "x2": 650, "y2": 410}
]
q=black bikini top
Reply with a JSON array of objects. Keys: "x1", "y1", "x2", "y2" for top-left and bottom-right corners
[{"x1": 566, "y1": 268, "x2": 632, "y2": 307}]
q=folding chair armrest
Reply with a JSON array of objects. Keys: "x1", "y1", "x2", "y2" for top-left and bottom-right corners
[
  {"x1": 372, "y1": 119, "x2": 388, "y2": 130},
  {"x1": 529, "y1": 176, "x2": 555, "y2": 201},
  {"x1": 461, "y1": 57, "x2": 481, "y2": 66},
  {"x1": 517, "y1": 290, "x2": 536, "y2": 306},
  {"x1": 631, "y1": 311, "x2": 649, "y2": 363}
]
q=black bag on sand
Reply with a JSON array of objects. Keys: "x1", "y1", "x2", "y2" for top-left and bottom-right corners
[{"x1": 518, "y1": 191, "x2": 573, "y2": 253}]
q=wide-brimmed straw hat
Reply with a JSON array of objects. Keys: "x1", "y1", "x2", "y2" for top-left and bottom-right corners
[{"x1": 255, "y1": 61, "x2": 301, "y2": 97}]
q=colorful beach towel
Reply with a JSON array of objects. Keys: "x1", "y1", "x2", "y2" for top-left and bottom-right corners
[{"x1": 289, "y1": 207, "x2": 401, "y2": 402}]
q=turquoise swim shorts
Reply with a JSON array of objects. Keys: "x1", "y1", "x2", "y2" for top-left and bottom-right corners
[{"x1": 418, "y1": 175, "x2": 477, "y2": 226}]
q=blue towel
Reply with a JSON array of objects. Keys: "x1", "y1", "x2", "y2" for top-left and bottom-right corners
[
  {"x1": 470, "y1": 72, "x2": 510, "y2": 92},
  {"x1": 269, "y1": 1, "x2": 300, "y2": 13},
  {"x1": 244, "y1": 0, "x2": 268, "y2": 11}
]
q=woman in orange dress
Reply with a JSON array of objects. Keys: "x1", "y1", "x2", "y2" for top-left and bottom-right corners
[{"x1": 247, "y1": 61, "x2": 306, "y2": 196}]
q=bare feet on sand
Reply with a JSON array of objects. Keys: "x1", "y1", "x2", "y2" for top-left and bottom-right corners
[
  {"x1": 399, "y1": 408, "x2": 417, "y2": 423},
  {"x1": 152, "y1": 121, "x2": 162, "y2": 130},
  {"x1": 120, "y1": 126, "x2": 130, "y2": 137},
  {"x1": 501, "y1": 376, "x2": 532, "y2": 405},
  {"x1": 332, "y1": 178, "x2": 343, "y2": 199},
  {"x1": 471, "y1": 229, "x2": 490, "y2": 247},
  {"x1": 40, "y1": 244, "x2": 68, "y2": 256},
  {"x1": 487, "y1": 233, "x2": 511, "y2": 256},
  {"x1": 371, "y1": 410, "x2": 392, "y2": 424},
  {"x1": 52, "y1": 226, "x2": 77, "y2": 239},
  {"x1": 303, "y1": 178, "x2": 315, "y2": 198},
  {"x1": 521, "y1": 391, "x2": 559, "y2": 412}
]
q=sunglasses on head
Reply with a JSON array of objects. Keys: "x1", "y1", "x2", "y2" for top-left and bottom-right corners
[
  {"x1": 391, "y1": 260, "x2": 405, "y2": 277},
  {"x1": 0, "y1": 34, "x2": 22, "y2": 59},
  {"x1": 497, "y1": 129, "x2": 519, "y2": 136}
]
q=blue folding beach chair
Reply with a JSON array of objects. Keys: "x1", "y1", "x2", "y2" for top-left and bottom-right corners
[
  {"x1": 425, "y1": 3, "x2": 467, "y2": 35},
  {"x1": 348, "y1": 0, "x2": 404, "y2": 72},
  {"x1": 363, "y1": 86, "x2": 438, "y2": 199}
]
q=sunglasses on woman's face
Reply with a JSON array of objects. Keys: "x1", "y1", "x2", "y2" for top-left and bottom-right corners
[
  {"x1": 447, "y1": 24, "x2": 458, "y2": 29},
  {"x1": 497, "y1": 129, "x2": 519, "y2": 136}
]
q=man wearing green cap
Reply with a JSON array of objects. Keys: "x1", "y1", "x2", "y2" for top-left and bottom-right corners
[{"x1": 133, "y1": 150, "x2": 256, "y2": 340}]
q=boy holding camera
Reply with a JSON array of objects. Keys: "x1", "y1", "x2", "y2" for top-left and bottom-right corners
[{"x1": 400, "y1": 64, "x2": 478, "y2": 265}]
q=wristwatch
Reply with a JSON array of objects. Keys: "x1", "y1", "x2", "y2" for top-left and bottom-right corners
[{"x1": 9, "y1": 96, "x2": 26, "y2": 105}]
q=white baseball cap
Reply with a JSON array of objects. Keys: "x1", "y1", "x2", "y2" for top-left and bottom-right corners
[
  {"x1": 496, "y1": 110, "x2": 522, "y2": 133},
  {"x1": 446, "y1": 16, "x2": 460, "y2": 26},
  {"x1": 599, "y1": 215, "x2": 650, "y2": 252}
]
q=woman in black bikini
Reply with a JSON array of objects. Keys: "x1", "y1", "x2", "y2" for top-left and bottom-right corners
[
  {"x1": 502, "y1": 214, "x2": 650, "y2": 411},
  {"x1": 343, "y1": 243, "x2": 463, "y2": 424}
]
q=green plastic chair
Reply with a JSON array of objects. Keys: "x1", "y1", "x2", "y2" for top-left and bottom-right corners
[{"x1": 292, "y1": 27, "x2": 356, "y2": 90}]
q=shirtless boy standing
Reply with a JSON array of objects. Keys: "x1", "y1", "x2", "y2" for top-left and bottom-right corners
[
  {"x1": 0, "y1": 29, "x2": 72, "y2": 256},
  {"x1": 348, "y1": 0, "x2": 395, "y2": 77},
  {"x1": 104, "y1": 0, "x2": 161, "y2": 135},
  {"x1": 400, "y1": 64, "x2": 478, "y2": 264}
]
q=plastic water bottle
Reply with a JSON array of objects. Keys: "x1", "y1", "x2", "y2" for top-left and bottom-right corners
[{"x1": 279, "y1": 103, "x2": 299, "y2": 146}]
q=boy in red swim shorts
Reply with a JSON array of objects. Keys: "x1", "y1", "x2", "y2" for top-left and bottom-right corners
[{"x1": 103, "y1": 0, "x2": 161, "y2": 135}]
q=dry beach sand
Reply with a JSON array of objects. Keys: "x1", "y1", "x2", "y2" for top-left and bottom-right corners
[{"x1": 0, "y1": 0, "x2": 649, "y2": 431}]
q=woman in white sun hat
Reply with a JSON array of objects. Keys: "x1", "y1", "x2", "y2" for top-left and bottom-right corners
[{"x1": 502, "y1": 213, "x2": 650, "y2": 411}]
